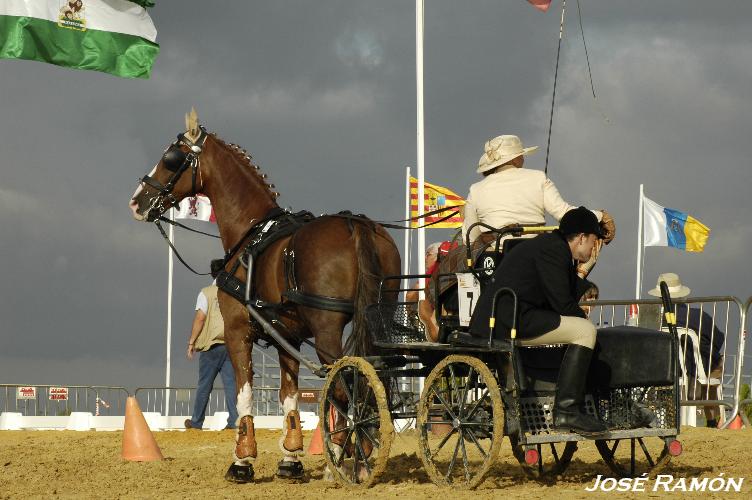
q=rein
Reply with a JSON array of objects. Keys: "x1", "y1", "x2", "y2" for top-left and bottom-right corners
[
  {"x1": 374, "y1": 205, "x2": 460, "y2": 230},
  {"x1": 157, "y1": 215, "x2": 220, "y2": 238},
  {"x1": 157, "y1": 205, "x2": 460, "y2": 276},
  {"x1": 154, "y1": 219, "x2": 211, "y2": 275}
]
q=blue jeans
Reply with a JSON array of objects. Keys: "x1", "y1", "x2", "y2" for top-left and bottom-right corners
[{"x1": 190, "y1": 344, "x2": 238, "y2": 429}]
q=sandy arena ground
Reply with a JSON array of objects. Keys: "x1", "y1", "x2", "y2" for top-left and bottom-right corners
[{"x1": 1, "y1": 427, "x2": 751, "y2": 498}]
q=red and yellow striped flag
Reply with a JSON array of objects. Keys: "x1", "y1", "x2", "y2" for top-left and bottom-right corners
[{"x1": 409, "y1": 177, "x2": 465, "y2": 228}]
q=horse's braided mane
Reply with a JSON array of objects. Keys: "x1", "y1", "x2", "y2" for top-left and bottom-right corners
[{"x1": 209, "y1": 132, "x2": 280, "y2": 200}]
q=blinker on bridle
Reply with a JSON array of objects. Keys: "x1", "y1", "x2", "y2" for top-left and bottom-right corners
[{"x1": 140, "y1": 126, "x2": 208, "y2": 220}]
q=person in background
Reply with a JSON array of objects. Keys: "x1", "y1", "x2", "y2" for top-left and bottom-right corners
[
  {"x1": 185, "y1": 260, "x2": 239, "y2": 430},
  {"x1": 649, "y1": 272, "x2": 725, "y2": 428},
  {"x1": 406, "y1": 242, "x2": 442, "y2": 341}
]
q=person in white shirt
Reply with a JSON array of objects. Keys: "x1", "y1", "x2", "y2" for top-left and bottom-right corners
[{"x1": 462, "y1": 134, "x2": 614, "y2": 246}]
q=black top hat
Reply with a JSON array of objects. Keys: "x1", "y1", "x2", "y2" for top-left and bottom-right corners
[{"x1": 559, "y1": 207, "x2": 604, "y2": 238}]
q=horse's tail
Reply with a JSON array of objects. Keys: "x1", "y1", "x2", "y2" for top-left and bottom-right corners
[{"x1": 344, "y1": 220, "x2": 383, "y2": 357}]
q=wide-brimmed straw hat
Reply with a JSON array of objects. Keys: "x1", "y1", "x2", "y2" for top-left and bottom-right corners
[
  {"x1": 477, "y1": 135, "x2": 538, "y2": 174},
  {"x1": 647, "y1": 272, "x2": 691, "y2": 298}
]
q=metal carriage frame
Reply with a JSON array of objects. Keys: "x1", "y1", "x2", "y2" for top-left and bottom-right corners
[{"x1": 312, "y1": 278, "x2": 684, "y2": 488}]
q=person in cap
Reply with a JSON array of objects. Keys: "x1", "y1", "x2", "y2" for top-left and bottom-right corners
[
  {"x1": 469, "y1": 206, "x2": 608, "y2": 434},
  {"x1": 462, "y1": 135, "x2": 615, "y2": 245},
  {"x1": 649, "y1": 273, "x2": 725, "y2": 428}
]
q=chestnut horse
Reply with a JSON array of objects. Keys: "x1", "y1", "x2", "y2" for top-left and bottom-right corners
[{"x1": 129, "y1": 111, "x2": 401, "y2": 482}]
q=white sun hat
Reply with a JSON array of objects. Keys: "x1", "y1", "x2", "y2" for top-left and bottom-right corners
[
  {"x1": 477, "y1": 134, "x2": 538, "y2": 174},
  {"x1": 647, "y1": 272, "x2": 691, "y2": 298}
]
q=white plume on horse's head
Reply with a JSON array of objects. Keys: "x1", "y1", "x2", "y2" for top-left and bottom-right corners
[{"x1": 185, "y1": 107, "x2": 200, "y2": 142}]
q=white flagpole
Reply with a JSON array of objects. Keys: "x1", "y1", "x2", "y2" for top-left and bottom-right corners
[
  {"x1": 635, "y1": 184, "x2": 644, "y2": 299},
  {"x1": 165, "y1": 207, "x2": 174, "y2": 417},
  {"x1": 416, "y1": 0, "x2": 426, "y2": 399},
  {"x1": 416, "y1": 0, "x2": 426, "y2": 288},
  {"x1": 403, "y1": 167, "x2": 412, "y2": 300}
]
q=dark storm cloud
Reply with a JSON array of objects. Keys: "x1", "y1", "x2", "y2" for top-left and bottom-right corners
[{"x1": 1, "y1": 1, "x2": 750, "y2": 386}]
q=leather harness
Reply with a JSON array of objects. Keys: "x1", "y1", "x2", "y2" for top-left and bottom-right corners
[{"x1": 215, "y1": 207, "x2": 356, "y2": 318}]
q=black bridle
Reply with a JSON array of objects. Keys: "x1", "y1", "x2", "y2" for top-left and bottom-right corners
[
  {"x1": 138, "y1": 127, "x2": 213, "y2": 275},
  {"x1": 139, "y1": 127, "x2": 208, "y2": 222}
]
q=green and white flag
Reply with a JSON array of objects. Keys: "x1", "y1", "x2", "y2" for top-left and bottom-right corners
[{"x1": 0, "y1": 0, "x2": 158, "y2": 79}]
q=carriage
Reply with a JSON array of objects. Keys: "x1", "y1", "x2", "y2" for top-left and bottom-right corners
[
  {"x1": 130, "y1": 115, "x2": 684, "y2": 487},
  {"x1": 316, "y1": 224, "x2": 684, "y2": 488}
]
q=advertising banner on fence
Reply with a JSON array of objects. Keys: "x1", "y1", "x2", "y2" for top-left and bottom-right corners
[
  {"x1": 48, "y1": 387, "x2": 69, "y2": 400},
  {"x1": 16, "y1": 386, "x2": 36, "y2": 399}
]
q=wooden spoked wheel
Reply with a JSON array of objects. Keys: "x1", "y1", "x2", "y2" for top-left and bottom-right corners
[
  {"x1": 595, "y1": 437, "x2": 671, "y2": 478},
  {"x1": 319, "y1": 356, "x2": 394, "y2": 487},
  {"x1": 416, "y1": 355, "x2": 504, "y2": 489},
  {"x1": 509, "y1": 435, "x2": 578, "y2": 478}
]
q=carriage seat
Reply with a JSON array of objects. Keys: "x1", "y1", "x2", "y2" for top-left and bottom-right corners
[
  {"x1": 515, "y1": 326, "x2": 675, "y2": 393},
  {"x1": 589, "y1": 326, "x2": 675, "y2": 388}
]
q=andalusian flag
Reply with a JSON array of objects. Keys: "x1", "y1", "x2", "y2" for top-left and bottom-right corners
[
  {"x1": 643, "y1": 195, "x2": 710, "y2": 252},
  {"x1": 0, "y1": 0, "x2": 158, "y2": 79},
  {"x1": 409, "y1": 177, "x2": 464, "y2": 229}
]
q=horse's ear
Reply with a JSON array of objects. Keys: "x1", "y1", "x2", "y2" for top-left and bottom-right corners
[{"x1": 184, "y1": 107, "x2": 200, "y2": 141}]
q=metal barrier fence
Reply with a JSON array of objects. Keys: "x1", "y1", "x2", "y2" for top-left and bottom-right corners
[
  {"x1": 133, "y1": 386, "x2": 320, "y2": 417},
  {"x1": 0, "y1": 385, "x2": 129, "y2": 416},
  {"x1": 735, "y1": 296, "x2": 752, "y2": 426},
  {"x1": 585, "y1": 296, "x2": 745, "y2": 428},
  {"x1": 1, "y1": 383, "x2": 321, "y2": 418},
  {"x1": 1, "y1": 347, "x2": 324, "y2": 418}
]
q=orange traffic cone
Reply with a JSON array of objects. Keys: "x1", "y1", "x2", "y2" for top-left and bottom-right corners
[
  {"x1": 122, "y1": 397, "x2": 164, "y2": 461},
  {"x1": 726, "y1": 414, "x2": 744, "y2": 430},
  {"x1": 309, "y1": 405, "x2": 337, "y2": 455},
  {"x1": 308, "y1": 425, "x2": 323, "y2": 455}
]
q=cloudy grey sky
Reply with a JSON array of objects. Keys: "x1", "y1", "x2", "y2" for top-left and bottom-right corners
[{"x1": 1, "y1": 1, "x2": 751, "y2": 389}]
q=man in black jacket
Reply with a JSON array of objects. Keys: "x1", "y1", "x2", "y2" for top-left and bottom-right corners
[{"x1": 470, "y1": 206, "x2": 607, "y2": 434}]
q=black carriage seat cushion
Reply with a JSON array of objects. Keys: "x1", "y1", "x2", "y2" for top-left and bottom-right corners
[{"x1": 589, "y1": 326, "x2": 675, "y2": 389}]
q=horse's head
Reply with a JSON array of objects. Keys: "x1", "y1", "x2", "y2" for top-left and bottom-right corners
[{"x1": 130, "y1": 108, "x2": 208, "y2": 222}]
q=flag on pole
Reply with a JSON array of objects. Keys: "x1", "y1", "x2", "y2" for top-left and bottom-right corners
[
  {"x1": 175, "y1": 195, "x2": 216, "y2": 223},
  {"x1": 409, "y1": 177, "x2": 464, "y2": 228},
  {"x1": 643, "y1": 195, "x2": 710, "y2": 252},
  {"x1": 0, "y1": 0, "x2": 159, "y2": 79},
  {"x1": 527, "y1": 0, "x2": 553, "y2": 12}
]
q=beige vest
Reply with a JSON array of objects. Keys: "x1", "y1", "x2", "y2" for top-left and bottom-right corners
[{"x1": 194, "y1": 285, "x2": 225, "y2": 351}]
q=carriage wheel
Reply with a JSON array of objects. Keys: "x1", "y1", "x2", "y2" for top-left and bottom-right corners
[
  {"x1": 417, "y1": 355, "x2": 504, "y2": 489},
  {"x1": 320, "y1": 356, "x2": 394, "y2": 487},
  {"x1": 595, "y1": 437, "x2": 672, "y2": 478},
  {"x1": 508, "y1": 435, "x2": 578, "y2": 478}
]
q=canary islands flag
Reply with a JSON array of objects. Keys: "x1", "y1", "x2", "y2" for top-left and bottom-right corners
[
  {"x1": 0, "y1": 0, "x2": 158, "y2": 79},
  {"x1": 643, "y1": 195, "x2": 710, "y2": 252},
  {"x1": 409, "y1": 177, "x2": 464, "y2": 228}
]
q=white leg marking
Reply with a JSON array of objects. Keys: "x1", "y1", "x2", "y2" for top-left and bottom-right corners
[
  {"x1": 282, "y1": 393, "x2": 299, "y2": 415},
  {"x1": 233, "y1": 382, "x2": 255, "y2": 465},
  {"x1": 236, "y1": 382, "x2": 253, "y2": 425}
]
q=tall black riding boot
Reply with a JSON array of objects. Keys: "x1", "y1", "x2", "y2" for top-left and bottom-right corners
[{"x1": 554, "y1": 344, "x2": 608, "y2": 434}]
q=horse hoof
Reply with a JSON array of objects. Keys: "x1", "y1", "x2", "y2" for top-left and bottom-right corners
[
  {"x1": 276, "y1": 460, "x2": 305, "y2": 480},
  {"x1": 225, "y1": 463, "x2": 254, "y2": 483}
]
